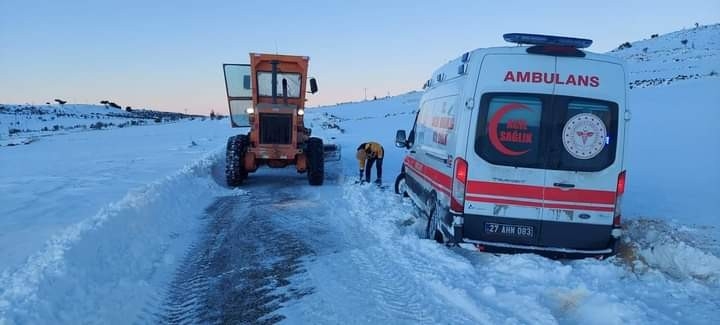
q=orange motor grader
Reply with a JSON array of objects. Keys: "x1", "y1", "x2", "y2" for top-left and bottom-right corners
[{"x1": 223, "y1": 53, "x2": 334, "y2": 186}]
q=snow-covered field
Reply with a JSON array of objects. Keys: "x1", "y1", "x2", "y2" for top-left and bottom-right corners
[
  {"x1": 0, "y1": 120, "x2": 240, "y2": 323},
  {"x1": 609, "y1": 24, "x2": 720, "y2": 245},
  {"x1": 1, "y1": 25, "x2": 719, "y2": 324},
  {"x1": 610, "y1": 24, "x2": 719, "y2": 88},
  {"x1": 0, "y1": 103, "x2": 200, "y2": 146}
]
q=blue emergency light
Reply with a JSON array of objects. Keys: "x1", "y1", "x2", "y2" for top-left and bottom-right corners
[{"x1": 503, "y1": 33, "x2": 593, "y2": 49}]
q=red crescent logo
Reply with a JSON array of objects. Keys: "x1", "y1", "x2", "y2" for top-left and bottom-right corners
[{"x1": 488, "y1": 103, "x2": 532, "y2": 156}]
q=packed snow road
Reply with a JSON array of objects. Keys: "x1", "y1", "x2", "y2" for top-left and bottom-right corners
[
  {"x1": 1, "y1": 140, "x2": 718, "y2": 324},
  {"x1": 156, "y1": 171, "x2": 330, "y2": 324},
  {"x1": 153, "y1": 164, "x2": 719, "y2": 325}
]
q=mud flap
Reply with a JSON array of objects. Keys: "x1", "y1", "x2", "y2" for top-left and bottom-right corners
[{"x1": 323, "y1": 143, "x2": 342, "y2": 162}]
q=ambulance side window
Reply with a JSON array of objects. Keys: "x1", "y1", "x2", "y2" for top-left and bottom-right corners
[
  {"x1": 407, "y1": 110, "x2": 419, "y2": 146},
  {"x1": 476, "y1": 95, "x2": 544, "y2": 168},
  {"x1": 415, "y1": 101, "x2": 431, "y2": 146}
]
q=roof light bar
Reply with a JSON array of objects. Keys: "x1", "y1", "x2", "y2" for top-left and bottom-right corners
[{"x1": 503, "y1": 33, "x2": 593, "y2": 49}]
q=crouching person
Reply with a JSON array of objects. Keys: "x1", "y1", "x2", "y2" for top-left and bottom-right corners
[{"x1": 356, "y1": 141, "x2": 384, "y2": 184}]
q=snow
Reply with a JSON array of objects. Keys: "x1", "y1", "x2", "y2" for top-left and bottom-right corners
[
  {"x1": 609, "y1": 23, "x2": 720, "y2": 88},
  {"x1": 0, "y1": 120, "x2": 237, "y2": 323},
  {"x1": 0, "y1": 120, "x2": 234, "y2": 270},
  {"x1": 624, "y1": 78, "x2": 720, "y2": 225},
  {"x1": 1, "y1": 25, "x2": 719, "y2": 324},
  {"x1": 0, "y1": 103, "x2": 198, "y2": 142},
  {"x1": 280, "y1": 178, "x2": 718, "y2": 324}
]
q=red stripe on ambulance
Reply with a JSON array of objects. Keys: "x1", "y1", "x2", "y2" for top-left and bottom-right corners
[
  {"x1": 404, "y1": 156, "x2": 451, "y2": 194},
  {"x1": 405, "y1": 157, "x2": 616, "y2": 209},
  {"x1": 467, "y1": 181, "x2": 615, "y2": 205}
]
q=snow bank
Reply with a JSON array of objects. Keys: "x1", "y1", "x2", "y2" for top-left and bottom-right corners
[
  {"x1": 0, "y1": 137, "x2": 35, "y2": 147},
  {"x1": 624, "y1": 219, "x2": 720, "y2": 284},
  {"x1": 314, "y1": 179, "x2": 719, "y2": 324},
  {"x1": 624, "y1": 78, "x2": 720, "y2": 225},
  {"x1": 0, "y1": 150, "x2": 234, "y2": 324},
  {"x1": 320, "y1": 181, "x2": 651, "y2": 324},
  {"x1": 0, "y1": 119, "x2": 236, "y2": 270},
  {"x1": 639, "y1": 241, "x2": 720, "y2": 283}
]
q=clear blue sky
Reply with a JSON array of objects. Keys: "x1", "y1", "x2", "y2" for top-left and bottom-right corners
[{"x1": 1, "y1": 0, "x2": 718, "y2": 114}]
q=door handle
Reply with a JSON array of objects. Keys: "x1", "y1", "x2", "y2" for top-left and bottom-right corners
[{"x1": 553, "y1": 182, "x2": 575, "y2": 188}]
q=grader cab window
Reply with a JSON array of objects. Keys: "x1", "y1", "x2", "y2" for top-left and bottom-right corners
[{"x1": 257, "y1": 72, "x2": 302, "y2": 98}]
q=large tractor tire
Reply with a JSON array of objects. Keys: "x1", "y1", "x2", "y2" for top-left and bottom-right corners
[
  {"x1": 226, "y1": 135, "x2": 248, "y2": 187},
  {"x1": 306, "y1": 137, "x2": 324, "y2": 186}
]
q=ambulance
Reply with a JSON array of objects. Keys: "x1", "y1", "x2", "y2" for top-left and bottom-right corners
[{"x1": 394, "y1": 33, "x2": 629, "y2": 258}]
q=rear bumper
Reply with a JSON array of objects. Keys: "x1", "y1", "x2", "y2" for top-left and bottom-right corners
[
  {"x1": 461, "y1": 238, "x2": 617, "y2": 259},
  {"x1": 456, "y1": 213, "x2": 619, "y2": 259}
]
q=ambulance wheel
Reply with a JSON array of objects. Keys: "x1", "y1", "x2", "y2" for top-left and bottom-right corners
[
  {"x1": 394, "y1": 173, "x2": 409, "y2": 197},
  {"x1": 225, "y1": 135, "x2": 248, "y2": 187},
  {"x1": 306, "y1": 137, "x2": 324, "y2": 186},
  {"x1": 425, "y1": 196, "x2": 444, "y2": 243}
]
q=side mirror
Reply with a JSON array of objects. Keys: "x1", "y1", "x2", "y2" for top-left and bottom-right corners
[
  {"x1": 243, "y1": 75, "x2": 251, "y2": 90},
  {"x1": 309, "y1": 78, "x2": 318, "y2": 94},
  {"x1": 395, "y1": 130, "x2": 407, "y2": 148}
]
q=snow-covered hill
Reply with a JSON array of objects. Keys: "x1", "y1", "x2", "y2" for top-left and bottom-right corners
[
  {"x1": 0, "y1": 103, "x2": 205, "y2": 146},
  {"x1": 608, "y1": 23, "x2": 720, "y2": 88}
]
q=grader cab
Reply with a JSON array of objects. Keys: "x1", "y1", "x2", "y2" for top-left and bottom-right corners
[{"x1": 222, "y1": 53, "x2": 338, "y2": 186}]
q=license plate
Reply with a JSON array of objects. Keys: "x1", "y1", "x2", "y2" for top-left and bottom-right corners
[{"x1": 485, "y1": 222, "x2": 535, "y2": 238}]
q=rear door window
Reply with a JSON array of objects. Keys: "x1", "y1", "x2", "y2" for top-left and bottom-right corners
[
  {"x1": 476, "y1": 95, "x2": 545, "y2": 168},
  {"x1": 476, "y1": 93, "x2": 618, "y2": 171},
  {"x1": 551, "y1": 97, "x2": 618, "y2": 172}
]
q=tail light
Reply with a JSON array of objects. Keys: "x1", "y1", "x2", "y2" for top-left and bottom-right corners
[
  {"x1": 613, "y1": 170, "x2": 626, "y2": 227},
  {"x1": 451, "y1": 157, "x2": 468, "y2": 213}
]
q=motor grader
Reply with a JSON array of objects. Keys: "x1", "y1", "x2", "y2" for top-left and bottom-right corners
[{"x1": 222, "y1": 53, "x2": 338, "y2": 186}]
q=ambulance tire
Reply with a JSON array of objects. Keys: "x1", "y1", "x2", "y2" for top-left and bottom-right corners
[
  {"x1": 394, "y1": 173, "x2": 409, "y2": 197},
  {"x1": 306, "y1": 137, "x2": 324, "y2": 186},
  {"x1": 425, "y1": 195, "x2": 444, "y2": 243}
]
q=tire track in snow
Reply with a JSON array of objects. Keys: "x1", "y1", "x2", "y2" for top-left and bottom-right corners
[
  {"x1": 338, "y1": 182, "x2": 485, "y2": 324},
  {"x1": 342, "y1": 181, "x2": 560, "y2": 324},
  {"x1": 155, "y1": 198, "x2": 231, "y2": 325},
  {"x1": 270, "y1": 178, "x2": 448, "y2": 324},
  {"x1": 155, "y1": 191, "x2": 314, "y2": 324},
  {"x1": 347, "y1": 246, "x2": 435, "y2": 323},
  {"x1": 342, "y1": 184, "x2": 437, "y2": 323}
]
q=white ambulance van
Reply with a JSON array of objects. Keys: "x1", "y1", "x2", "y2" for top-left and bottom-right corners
[{"x1": 395, "y1": 33, "x2": 629, "y2": 258}]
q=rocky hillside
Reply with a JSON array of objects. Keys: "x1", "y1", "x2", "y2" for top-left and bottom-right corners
[
  {"x1": 0, "y1": 103, "x2": 209, "y2": 145},
  {"x1": 608, "y1": 23, "x2": 719, "y2": 88}
]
